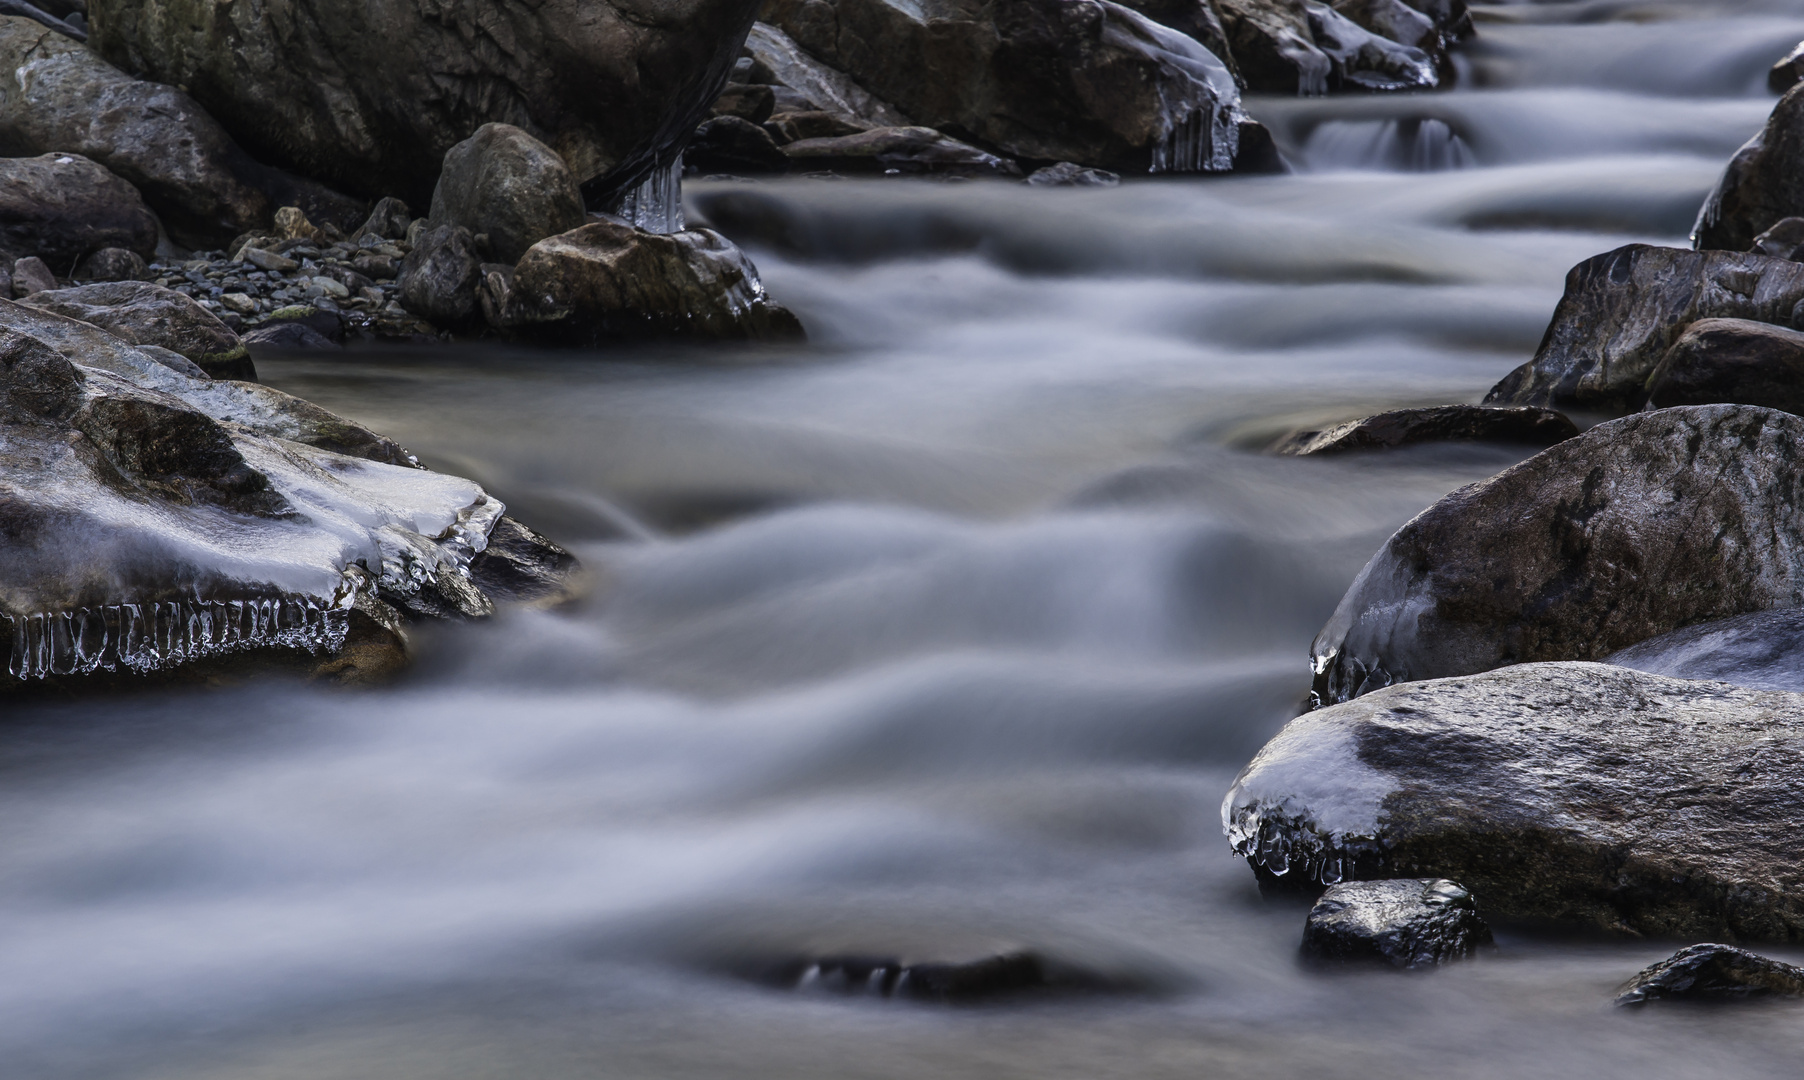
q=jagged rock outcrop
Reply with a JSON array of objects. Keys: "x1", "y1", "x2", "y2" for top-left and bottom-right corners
[
  {"x1": 1607, "y1": 608, "x2": 1804, "y2": 695},
  {"x1": 1643, "y1": 317, "x2": 1804, "y2": 415},
  {"x1": 1301, "y1": 879, "x2": 1491, "y2": 968},
  {"x1": 0, "y1": 153, "x2": 157, "y2": 269},
  {"x1": 760, "y1": 0, "x2": 1246, "y2": 172},
  {"x1": 1272, "y1": 404, "x2": 1577, "y2": 455},
  {"x1": 1311, "y1": 405, "x2": 1804, "y2": 706},
  {"x1": 20, "y1": 281, "x2": 252, "y2": 379},
  {"x1": 427, "y1": 124, "x2": 588, "y2": 266},
  {"x1": 86, "y1": 0, "x2": 762, "y2": 210},
  {"x1": 494, "y1": 221, "x2": 803, "y2": 343},
  {"x1": 1616, "y1": 944, "x2": 1804, "y2": 1005},
  {"x1": 1694, "y1": 82, "x2": 1804, "y2": 253},
  {"x1": 1485, "y1": 245, "x2": 1804, "y2": 413},
  {"x1": 1224, "y1": 662, "x2": 1804, "y2": 940}
]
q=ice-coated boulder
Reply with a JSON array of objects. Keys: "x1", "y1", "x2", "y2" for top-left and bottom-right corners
[
  {"x1": 427, "y1": 124, "x2": 588, "y2": 266},
  {"x1": 1694, "y1": 82, "x2": 1804, "y2": 253},
  {"x1": 1643, "y1": 318, "x2": 1804, "y2": 415},
  {"x1": 21, "y1": 281, "x2": 252, "y2": 379},
  {"x1": 1225, "y1": 662, "x2": 1804, "y2": 940},
  {"x1": 1301, "y1": 879, "x2": 1491, "y2": 968},
  {"x1": 0, "y1": 15, "x2": 363, "y2": 248},
  {"x1": 86, "y1": 0, "x2": 762, "y2": 210},
  {"x1": 0, "y1": 153, "x2": 158, "y2": 268},
  {"x1": 1311, "y1": 405, "x2": 1804, "y2": 706},
  {"x1": 1271, "y1": 404, "x2": 1576, "y2": 456},
  {"x1": 1607, "y1": 608, "x2": 1804, "y2": 695},
  {"x1": 1485, "y1": 245, "x2": 1804, "y2": 414},
  {"x1": 760, "y1": 0, "x2": 1248, "y2": 173},
  {"x1": 741, "y1": 23, "x2": 912, "y2": 133},
  {"x1": 1615, "y1": 944, "x2": 1804, "y2": 1006},
  {"x1": 495, "y1": 221, "x2": 804, "y2": 343},
  {"x1": 1214, "y1": 0, "x2": 1442, "y2": 94}
]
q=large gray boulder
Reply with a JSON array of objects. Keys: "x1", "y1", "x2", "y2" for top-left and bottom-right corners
[
  {"x1": 760, "y1": 0, "x2": 1247, "y2": 173},
  {"x1": 20, "y1": 280, "x2": 252, "y2": 379},
  {"x1": 1694, "y1": 82, "x2": 1804, "y2": 253},
  {"x1": 427, "y1": 124, "x2": 588, "y2": 266},
  {"x1": 1311, "y1": 405, "x2": 1804, "y2": 706},
  {"x1": 0, "y1": 16, "x2": 362, "y2": 247},
  {"x1": 1224, "y1": 662, "x2": 1804, "y2": 940},
  {"x1": 0, "y1": 153, "x2": 157, "y2": 268},
  {"x1": 1485, "y1": 245, "x2": 1804, "y2": 414},
  {"x1": 86, "y1": 0, "x2": 763, "y2": 209}
]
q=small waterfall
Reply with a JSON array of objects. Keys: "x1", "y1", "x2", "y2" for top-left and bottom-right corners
[
  {"x1": 6, "y1": 597, "x2": 351, "y2": 680},
  {"x1": 613, "y1": 155, "x2": 686, "y2": 234},
  {"x1": 1303, "y1": 117, "x2": 1476, "y2": 172}
]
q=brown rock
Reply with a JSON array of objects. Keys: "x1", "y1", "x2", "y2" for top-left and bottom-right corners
[
  {"x1": 712, "y1": 83, "x2": 777, "y2": 124},
  {"x1": 763, "y1": 110, "x2": 868, "y2": 145}
]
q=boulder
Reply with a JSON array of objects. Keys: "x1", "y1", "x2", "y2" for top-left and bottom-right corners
[
  {"x1": 1303, "y1": 1, "x2": 1438, "y2": 91},
  {"x1": 1025, "y1": 162, "x2": 1123, "y2": 187},
  {"x1": 1310, "y1": 405, "x2": 1804, "y2": 706},
  {"x1": 760, "y1": 0, "x2": 1248, "y2": 173},
  {"x1": 398, "y1": 225, "x2": 484, "y2": 329},
  {"x1": 1607, "y1": 608, "x2": 1804, "y2": 695},
  {"x1": 87, "y1": 0, "x2": 762, "y2": 210},
  {"x1": 0, "y1": 153, "x2": 158, "y2": 269},
  {"x1": 1216, "y1": 0, "x2": 1331, "y2": 93},
  {"x1": 688, "y1": 117, "x2": 792, "y2": 176},
  {"x1": 741, "y1": 23, "x2": 913, "y2": 132},
  {"x1": 19, "y1": 281, "x2": 252, "y2": 379},
  {"x1": 496, "y1": 221, "x2": 804, "y2": 344},
  {"x1": 1695, "y1": 83, "x2": 1804, "y2": 253},
  {"x1": 1272, "y1": 405, "x2": 1578, "y2": 456},
  {"x1": 1215, "y1": 0, "x2": 1439, "y2": 94},
  {"x1": 1644, "y1": 318, "x2": 1804, "y2": 415},
  {"x1": 1332, "y1": 0, "x2": 1434, "y2": 50},
  {"x1": 427, "y1": 124, "x2": 588, "y2": 266},
  {"x1": 0, "y1": 16, "x2": 362, "y2": 248},
  {"x1": 1615, "y1": 944, "x2": 1804, "y2": 1006},
  {"x1": 354, "y1": 197, "x2": 412, "y2": 243},
  {"x1": 72, "y1": 246, "x2": 145, "y2": 282},
  {"x1": 11, "y1": 256, "x2": 55, "y2": 296},
  {"x1": 1224, "y1": 662, "x2": 1804, "y2": 940},
  {"x1": 1484, "y1": 245, "x2": 1804, "y2": 414},
  {"x1": 1751, "y1": 216, "x2": 1804, "y2": 260},
  {"x1": 711, "y1": 83, "x2": 777, "y2": 124},
  {"x1": 1771, "y1": 42, "x2": 1804, "y2": 95},
  {"x1": 781, "y1": 127, "x2": 1022, "y2": 178},
  {"x1": 1301, "y1": 879, "x2": 1491, "y2": 968}
]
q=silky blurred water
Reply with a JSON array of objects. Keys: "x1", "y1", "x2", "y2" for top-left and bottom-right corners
[{"x1": 9, "y1": 3, "x2": 1804, "y2": 1078}]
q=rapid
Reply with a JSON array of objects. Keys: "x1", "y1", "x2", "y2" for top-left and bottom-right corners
[{"x1": 7, "y1": 2, "x2": 1804, "y2": 1076}]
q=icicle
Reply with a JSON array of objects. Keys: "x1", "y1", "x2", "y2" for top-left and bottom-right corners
[
  {"x1": 1149, "y1": 106, "x2": 1240, "y2": 174},
  {"x1": 611, "y1": 155, "x2": 685, "y2": 234}
]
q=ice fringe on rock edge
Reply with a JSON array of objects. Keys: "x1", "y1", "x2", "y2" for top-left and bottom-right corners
[
  {"x1": 7, "y1": 596, "x2": 351, "y2": 679},
  {"x1": 1122, "y1": 6, "x2": 1244, "y2": 173},
  {"x1": 614, "y1": 155, "x2": 686, "y2": 234}
]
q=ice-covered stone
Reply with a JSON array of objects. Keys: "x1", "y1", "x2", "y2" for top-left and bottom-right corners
[
  {"x1": 1301, "y1": 879, "x2": 1491, "y2": 968},
  {"x1": 1607, "y1": 608, "x2": 1804, "y2": 694}
]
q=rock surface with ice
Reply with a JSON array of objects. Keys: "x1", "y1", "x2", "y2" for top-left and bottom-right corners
[{"x1": 1301, "y1": 879, "x2": 1491, "y2": 968}]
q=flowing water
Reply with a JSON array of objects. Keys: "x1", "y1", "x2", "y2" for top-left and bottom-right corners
[{"x1": 9, "y1": 3, "x2": 1804, "y2": 1077}]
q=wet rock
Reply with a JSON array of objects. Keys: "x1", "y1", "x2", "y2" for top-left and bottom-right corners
[
  {"x1": 72, "y1": 247, "x2": 146, "y2": 283},
  {"x1": 428, "y1": 124, "x2": 588, "y2": 266},
  {"x1": 1310, "y1": 405, "x2": 1804, "y2": 706},
  {"x1": 1304, "y1": 1, "x2": 1438, "y2": 91},
  {"x1": 760, "y1": 0, "x2": 1246, "y2": 173},
  {"x1": 688, "y1": 117, "x2": 792, "y2": 176},
  {"x1": 1644, "y1": 318, "x2": 1804, "y2": 415},
  {"x1": 467, "y1": 517, "x2": 584, "y2": 608},
  {"x1": 11, "y1": 256, "x2": 56, "y2": 297},
  {"x1": 240, "y1": 321, "x2": 338, "y2": 353},
  {"x1": 1695, "y1": 84, "x2": 1804, "y2": 253},
  {"x1": 1301, "y1": 879, "x2": 1491, "y2": 968},
  {"x1": 88, "y1": 0, "x2": 761, "y2": 210},
  {"x1": 1771, "y1": 42, "x2": 1804, "y2": 95},
  {"x1": 0, "y1": 16, "x2": 363, "y2": 248},
  {"x1": 0, "y1": 153, "x2": 158, "y2": 268},
  {"x1": 1484, "y1": 245, "x2": 1804, "y2": 414},
  {"x1": 1111, "y1": 0, "x2": 1241, "y2": 83},
  {"x1": 712, "y1": 83, "x2": 777, "y2": 124},
  {"x1": 1216, "y1": 0, "x2": 1443, "y2": 94},
  {"x1": 1224, "y1": 662, "x2": 1804, "y2": 940},
  {"x1": 1616, "y1": 944, "x2": 1804, "y2": 1006},
  {"x1": 1332, "y1": 0, "x2": 1436, "y2": 51},
  {"x1": 1751, "y1": 216, "x2": 1804, "y2": 260},
  {"x1": 764, "y1": 110, "x2": 868, "y2": 145},
  {"x1": 742, "y1": 23, "x2": 913, "y2": 132},
  {"x1": 19, "y1": 281, "x2": 252, "y2": 379},
  {"x1": 398, "y1": 225, "x2": 484, "y2": 330},
  {"x1": 756, "y1": 951, "x2": 1122, "y2": 1003},
  {"x1": 781, "y1": 127, "x2": 1022, "y2": 178},
  {"x1": 497, "y1": 221, "x2": 803, "y2": 344},
  {"x1": 1025, "y1": 162, "x2": 1122, "y2": 187},
  {"x1": 1272, "y1": 405, "x2": 1578, "y2": 456},
  {"x1": 1217, "y1": 0, "x2": 1332, "y2": 93},
  {"x1": 1607, "y1": 608, "x2": 1804, "y2": 695},
  {"x1": 355, "y1": 198, "x2": 412, "y2": 243}
]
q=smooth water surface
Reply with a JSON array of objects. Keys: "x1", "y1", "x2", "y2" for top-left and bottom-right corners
[{"x1": 8, "y1": 3, "x2": 1804, "y2": 1077}]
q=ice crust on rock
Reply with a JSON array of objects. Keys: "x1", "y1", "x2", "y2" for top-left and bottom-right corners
[
  {"x1": 1222, "y1": 714, "x2": 1395, "y2": 884},
  {"x1": 1119, "y1": 9, "x2": 1245, "y2": 174},
  {"x1": 611, "y1": 156, "x2": 686, "y2": 235}
]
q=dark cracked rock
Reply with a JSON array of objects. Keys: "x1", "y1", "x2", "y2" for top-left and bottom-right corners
[
  {"x1": 1310, "y1": 405, "x2": 1804, "y2": 707},
  {"x1": 1224, "y1": 662, "x2": 1804, "y2": 940},
  {"x1": 1301, "y1": 879, "x2": 1492, "y2": 969},
  {"x1": 20, "y1": 281, "x2": 253, "y2": 380},
  {"x1": 1272, "y1": 405, "x2": 1577, "y2": 456},
  {"x1": 1485, "y1": 244, "x2": 1804, "y2": 415},
  {"x1": 0, "y1": 153, "x2": 158, "y2": 269},
  {"x1": 1643, "y1": 318, "x2": 1804, "y2": 416},
  {"x1": 1615, "y1": 944, "x2": 1804, "y2": 1006}
]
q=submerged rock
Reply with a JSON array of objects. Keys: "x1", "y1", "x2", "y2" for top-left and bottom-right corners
[
  {"x1": 1272, "y1": 405, "x2": 1577, "y2": 456},
  {"x1": 1484, "y1": 245, "x2": 1804, "y2": 413},
  {"x1": 781, "y1": 127, "x2": 1022, "y2": 178},
  {"x1": 1615, "y1": 944, "x2": 1804, "y2": 1006},
  {"x1": 753, "y1": 951, "x2": 1129, "y2": 1003},
  {"x1": 428, "y1": 124, "x2": 588, "y2": 266},
  {"x1": 1301, "y1": 879, "x2": 1491, "y2": 968},
  {"x1": 1311, "y1": 405, "x2": 1804, "y2": 706},
  {"x1": 1643, "y1": 318, "x2": 1804, "y2": 415},
  {"x1": 0, "y1": 153, "x2": 158, "y2": 269},
  {"x1": 761, "y1": 0, "x2": 1247, "y2": 173},
  {"x1": 1225, "y1": 662, "x2": 1804, "y2": 940},
  {"x1": 20, "y1": 281, "x2": 252, "y2": 379},
  {"x1": 496, "y1": 221, "x2": 803, "y2": 344},
  {"x1": 1607, "y1": 608, "x2": 1804, "y2": 694},
  {"x1": 0, "y1": 15, "x2": 362, "y2": 248},
  {"x1": 87, "y1": 0, "x2": 760, "y2": 210},
  {"x1": 1695, "y1": 83, "x2": 1804, "y2": 253}
]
